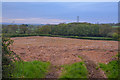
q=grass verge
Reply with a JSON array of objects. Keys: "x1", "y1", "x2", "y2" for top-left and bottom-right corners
[
  {"x1": 99, "y1": 60, "x2": 118, "y2": 78},
  {"x1": 59, "y1": 62, "x2": 88, "y2": 79},
  {"x1": 10, "y1": 61, "x2": 50, "y2": 78}
]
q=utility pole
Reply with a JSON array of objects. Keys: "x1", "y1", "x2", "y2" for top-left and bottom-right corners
[{"x1": 77, "y1": 16, "x2": 79, "y2": 23}]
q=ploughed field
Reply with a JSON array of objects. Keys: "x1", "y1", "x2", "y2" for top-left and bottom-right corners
[{"x1": 10, "y1": 36, "x2": 118, "y2": 78}]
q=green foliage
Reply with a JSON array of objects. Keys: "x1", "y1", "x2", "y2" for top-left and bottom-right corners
[
  {"x1": 3, "y1": 34, "x2": 52, "y2": 37},
  {"x1": 59, "y1": 62, "x2": 88, "y2": 78},
  {"x1": 19, "y1": 24, "x2": 28, "y2": 34},
  {"x1": 4, "y1": 33, "x2": 114, "y2": 41},
  {"x1": 99, "y1": 24, "x2": 112, "y2": 37},
  {"x1": 2, "y1": 25, "x2": 18, "y2": 34},
  {"x1": 112, "y1": 26, "x2": 120, "y2": 28},
  {"x1": 10, "y1": 61, "x2": 50, "y2": 78},
  {"x1": 99, "y1": 60, "x2": 118, "y2": 78},
  {"x1": 2, "y1": 23, "x2": 116, "y2": 38},
  {"x1": 2, "y1": 37, "x2": 21, "y2": 78},
  {"x1": 2, "y1": 38, "x2": 13, "y2": 55},
  {"x1": 2, "y1": 37, "x2": 21, "y2": 64},
  {"x1": 2, "y1": 23, "x2": 119, "y2": 41},
  {"x1": 36, "y1": 25, "x2": 51, "y2": 34},
  {"x1": 112, "y1": 33, "x2": 119, "y2": 40},
  {"x1": 79, "y1": 37, "x2": 113, "y2": 40}
]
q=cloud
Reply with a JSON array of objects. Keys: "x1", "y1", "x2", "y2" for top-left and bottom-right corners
[{"x1": 2, "y1": 17, "x2": 74, "y2": 24}]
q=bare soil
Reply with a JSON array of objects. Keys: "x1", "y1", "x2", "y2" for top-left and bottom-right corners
[{"x1": 10, "y1": 36, "x2": 118, "y2": 78}]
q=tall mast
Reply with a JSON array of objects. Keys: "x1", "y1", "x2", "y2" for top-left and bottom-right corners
[{"x1": 77, "y1": 16, "x2": 79, "y2": 23}]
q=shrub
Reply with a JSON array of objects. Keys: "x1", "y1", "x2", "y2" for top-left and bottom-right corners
[
  {"x1": 2, "y1": 37, "x2": 21, "y2": 78},
  {"x1": 112, "y1": 33, "x2": 119, "y2": 40}
]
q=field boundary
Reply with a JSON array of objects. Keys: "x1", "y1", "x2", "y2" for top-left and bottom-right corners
[{"x1": 4, "y1": 34, "x2": 117, "y2": 41}]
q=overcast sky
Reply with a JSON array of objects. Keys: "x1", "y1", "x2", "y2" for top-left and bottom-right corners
[{"x1": 2, "y1": 2, "x2": 118, "y2": 24}]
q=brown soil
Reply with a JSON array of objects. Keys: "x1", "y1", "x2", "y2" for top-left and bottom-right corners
[
  {"x1": 10, "y1": 36, "x2": 118, "y2": 78},
  {"x1": 79, "y1": 54, "x2": 107, "y2": 78}
]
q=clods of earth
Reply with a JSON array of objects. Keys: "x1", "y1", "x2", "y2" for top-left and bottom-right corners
[{"x1": 10, "y1": 36, "x2": 118, "y2": 78}]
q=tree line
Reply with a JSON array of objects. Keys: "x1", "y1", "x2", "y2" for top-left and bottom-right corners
[{"x1": 2, "y1": 22, "x2": 120, "y2": 40}]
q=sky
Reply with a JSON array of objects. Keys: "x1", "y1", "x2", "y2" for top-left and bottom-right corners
[
  {"x1": 2, "y1": 0, "x2": 120, "y2": 2},
  {"x1": 2, "y1": 2, "x2": 118, "y2": 24}
]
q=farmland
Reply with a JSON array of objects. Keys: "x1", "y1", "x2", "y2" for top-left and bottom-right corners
[
  {"x1": 2, "y1": 22, "x2": 119, "y2": 79},
  {"x1": 2, "y1": 2, "x2": 120, "y2": 79},
  {"x1": 9, "y1": 36, "x2": 118, "y2": 78}
]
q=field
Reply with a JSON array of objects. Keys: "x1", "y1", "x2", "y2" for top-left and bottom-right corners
[{"x1": 10, "y1": 36, "x2": 118, "y2": 78}]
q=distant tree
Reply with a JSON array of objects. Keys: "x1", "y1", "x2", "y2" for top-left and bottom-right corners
[
  {"x1": 2, "y1": 25, "x2": 18, "y2": 34},
  {"x1": 99, "y1": 24, "x2": 112, "y2": 37},
  {"x1": 36, "y1": 25, "x2": 51, "y2": 34},
  {"x1": 19, "y1": 24, "x2": 28, "y2": 34}
]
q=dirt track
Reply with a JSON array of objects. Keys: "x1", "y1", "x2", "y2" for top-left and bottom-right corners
[{"x1": 10, "y1": 36, "x2": 118, "y2": 78}]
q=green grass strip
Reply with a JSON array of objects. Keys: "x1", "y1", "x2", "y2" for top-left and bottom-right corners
[
  {"x1": 59, "y1": 62, "x2": 88, "y2": 79},
  {"x1": 99, "y1": 60, "x2": 118, "y2": 78},
  {"x1": 11, "y1": 61, "x2": 50, "y2": 78}
]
